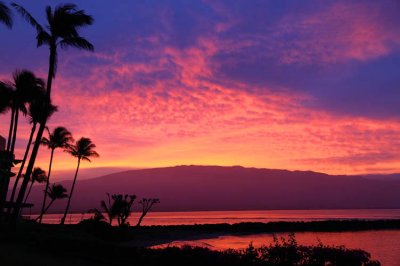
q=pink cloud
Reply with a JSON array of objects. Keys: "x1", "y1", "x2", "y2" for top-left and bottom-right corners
[{"x1": 275, "y1": 2, "x2": 400, "y2": 64}]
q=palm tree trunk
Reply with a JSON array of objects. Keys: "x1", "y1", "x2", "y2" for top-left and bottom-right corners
[
  {"x1": 10, "y1": 109, "x2": 19, "y2": 153},
  {"x1": 23, "y1": 181, "x2": 34, "y2": 205},
  {"x1": 0, "y1": 109, "x2": 16, "y2": 217},
  {"x1": 1, "y1": 108, "x2": 14, "y2": 205},
  {"x1": 6, "y1": 108, "x2": 15, "y2": 151},
  {"x1": 35, "y1": 199, "x2": 55, "y2": 222},
  {"x1": 60, "y1": 158, "x2": 80, "y2": 225},
  {"x1": 2, "y1": 110, "x2": 19, "y2": 204},
  {"x1": 38, "y1": 148, "x2": 54, "y2": 224},
  {"x1": 46, "y1": 43, "x2": 56, "y2": 98},
  {"x1": 10, "y1": 44, "x2": 56, "y2": 227},
  {"x1": 8, "y1": 123, "x2": 36, "y2": 209},
  {"x1": 10, "y1": 122, "x2": 45, "y2": 226},
  {"x1": 43, "y1": 199, "x2": 55, "y2": 214}
]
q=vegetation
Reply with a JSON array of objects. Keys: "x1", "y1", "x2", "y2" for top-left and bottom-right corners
[
  {"x1": 61, "y1": 137, "x2": 99, "y2": 224},
  {"x1": 0, "y1": 2, "x2": 96, "y2": 228},
  {"x1": 0, "y1": 1, "x2": 12, "y2": 28},
  {"x1": 96, "y1": 193, "x2": 137, "y2": 226},
  {"x1": 0, "y1": 222, "x2": 381, "y2": 266},
  {"x1": 137, "y1": 198, "x2": 160, "y2": 227},
  {"x1": 23, "y1": 167, "x2": 47, "y2": 205},
  {"x1": 8, "y1": 91, "x2": 57, "y2": 209},
  {"x1": 38, "y1": 126, "x2": 73, "y2": 223},
  {"x1": 40, "y1": 184, "x2": 68, "y2": 216},
  {"x1": 9, "y1": 3, "x2": 94, "y2": 225}
]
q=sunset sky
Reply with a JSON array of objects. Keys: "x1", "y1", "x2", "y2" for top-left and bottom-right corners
[{"x1": 0, "y1": 0, "x2": 399, "y2": 178}]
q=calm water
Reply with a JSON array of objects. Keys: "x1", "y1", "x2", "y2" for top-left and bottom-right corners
[
  {"x1": 155, "y1": 231, "x2": 400, "y2": 266},
  {"x1": 29, "y1": 209, "x2": 400, "y2": 265},
  {"x1": 28, "y1": 209, "x2": 400, "y2": 225}
]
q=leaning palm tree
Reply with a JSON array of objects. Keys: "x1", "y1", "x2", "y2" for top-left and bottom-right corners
[
  {"x1": 37, "y1": 127, "x2": 73, "y2": 223},
  {"x1": 11, "y1": 3, "x2": 94, "y2": 223},
  {"x1": 23, "y1": 167, "x2": 47, "y2": 204},
  {"x1": 8, "y1": 93, "x2": 57, "y2": 209},
  {"x1": 0, "y1": 1, "x2": 12, "y2": 28},
  {"x1": 38, "y1": 183, "x2": 68, "y2": 219},
  {"x1": 60, "y1": 138, "x2": 98, "y2": 224}
]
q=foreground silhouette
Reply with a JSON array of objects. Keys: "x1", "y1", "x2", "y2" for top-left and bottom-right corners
[
  {"x1": 0, "y1": 220, "x2": 383, "y2": 266},
  {"x1": 60, "y1": 137, "x2": 99, "y2": 224},
  {"x1": 38, "y1": 126, "x2": 73, "y2": 223},
  {"x1": 0, "y1": 1, "x2": 12, "y2": 28},
  {"x1": 23, "y1": 167, "x2": 47, "y2": 205},
  {"x1": 10, "y1": 3, "x2": 94, "y2": 225},
  {"x1": 95, "y1": 193, "x2": 137, "y2": 226},
  {"x1": 39, "y1": 184, "x2": 68, "y2": 217},
  {"x1": 137, "y1": 198, "x2": 160, "y2": 227},
  {"x1": 8, "y1": 91, "x2": 57, "y2": 210}
]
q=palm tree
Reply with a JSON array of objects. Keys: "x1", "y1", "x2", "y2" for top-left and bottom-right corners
[
  {"x1": 23, "y1": 167, "x2": 47, "y2": 204},
  {"x1": 37, "y1": 127, "x2": 73, "y2": 223},
  {"x1": 8, "y1": 93, "x2": 57, "y2": 209},
  {"x1": 0, "y1": 82, "x2": 12, "y2": 114},
  {"x1": 39, "y1": 183, "x2": 68, "y2": 218},
  {"x1": 7, "y1": 70, "x2": 45, "y2": 154},
  {"x1": 0, "y1": 71, "x2": 45, "y2": 210},
  {"x1": 11, "y1": 3, "x2": 94, "y2": 223},
  {"x1": 60, "y1": 138, "x2": 98, "y2": 224},
  {"x1": 0, "y1": 1, "x2": 12, "y2": 28}
]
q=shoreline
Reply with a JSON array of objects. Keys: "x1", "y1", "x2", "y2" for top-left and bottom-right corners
[{"x1": 2, "y1": 219, "x2": 395, "y2": 265}]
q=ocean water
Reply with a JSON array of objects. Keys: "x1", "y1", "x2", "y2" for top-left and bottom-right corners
[
  {"x1": 28, "y1": 209, "x2": 400, "y2": 265},
  {"x1": 155, "y1": 230, "x2": 400, "y2": 266},
  {"x1": 28, "y1": 209, "x2": 400, "y2": 225}
]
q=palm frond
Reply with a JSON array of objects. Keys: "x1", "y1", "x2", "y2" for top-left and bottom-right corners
[
  {"x1": 0, "y1": 81, "x2": 13, "y2": 113},
  {"x1": 67, "y1": 9, "x2": 94, "y2": 28},
  {"x1": 59, "y1": 36, "x2": 94, "y2": 51},
  {"x1": 28, "y1": 94, "x2": 58, "y2": 125},
  {"x1": 11, "y1": 3, "x2": 43, "y2": 32},
  {"x1": 31, "y1": 167, "x2": 47, "y2": 183},
  {"x1": 66, "y1": 137, "x2": 99, "y2": 161},
  {"x1": 47, "y1": 183, "x2": 68, "y2": 200},
  {"x1": 37, "y1": 30, "x2": 51, "y2": 47},
  {"x1": 0, "y1": 1, "x2": 12, "y2": 28}
]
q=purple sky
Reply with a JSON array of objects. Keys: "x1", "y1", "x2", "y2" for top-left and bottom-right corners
[{"x1": 0, "y1": 0, "x2": 399, "y2": 176}]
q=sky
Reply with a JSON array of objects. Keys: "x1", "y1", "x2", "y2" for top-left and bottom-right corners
[{"x1": 0, "y1": 0, "x2": 399, "y2": 178}]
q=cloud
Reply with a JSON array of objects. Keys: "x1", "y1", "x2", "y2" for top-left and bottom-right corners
[{"x1": 1, "y1": 0, "x2": 400, "y2": 176}]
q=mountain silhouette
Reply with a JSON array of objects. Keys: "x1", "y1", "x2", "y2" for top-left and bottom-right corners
[{"x1": 22, "y1": 165, "x2": 400, "y2": 213}]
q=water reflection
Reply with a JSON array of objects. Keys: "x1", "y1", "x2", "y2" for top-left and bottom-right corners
[
  {"x1": 26, "y1": 209, "x2": 400, "y2": 225},
  {"x1": 156, "y1": 230, "x2": 400, "y2": 266}
]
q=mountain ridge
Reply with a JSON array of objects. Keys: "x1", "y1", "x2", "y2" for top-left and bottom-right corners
[{"x1": 22, "y1": 165, "x2": 400, "y2": 214}]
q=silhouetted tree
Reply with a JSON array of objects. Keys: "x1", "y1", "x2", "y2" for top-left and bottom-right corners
[
  {"x1": 60, "y1": 137, "x2": 98, "y2": 224},
  {"x1": 37, "y1": 126, "x2": 73, "y2": 223},
  {"x1": 39, "y1": 183, "x2": 68, "y2": 218},
  {"x1": 136, "y1": 198, "x2": 160, "y2": 227},
  {"x1": 92, "y1": 193, "x2": 136, "y2": 226},
  {"x1": 6, "y1": 70, "x2": 45, "y2": 153},
  {"x1": 8, "y1": 93, "x2": 57, "y2": 209},
  {"x1": 23, "y1": 167, "x2": 47, "y2": 204},
  {"x1": 100, "y1": 193, "x2": 120, "y2": 225},
  {"x1": 11, "y1": 3, "x2": 94, "y2": 224},
  {"x1": 0, "y1": 2, "x2": 12, "y2": 28},
  {"x1": 0, "y1": 82, "x2": 12, "y2": 114},
  {"x1": 0, "y1": 70, "x2": 45, "y2": 212}
]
